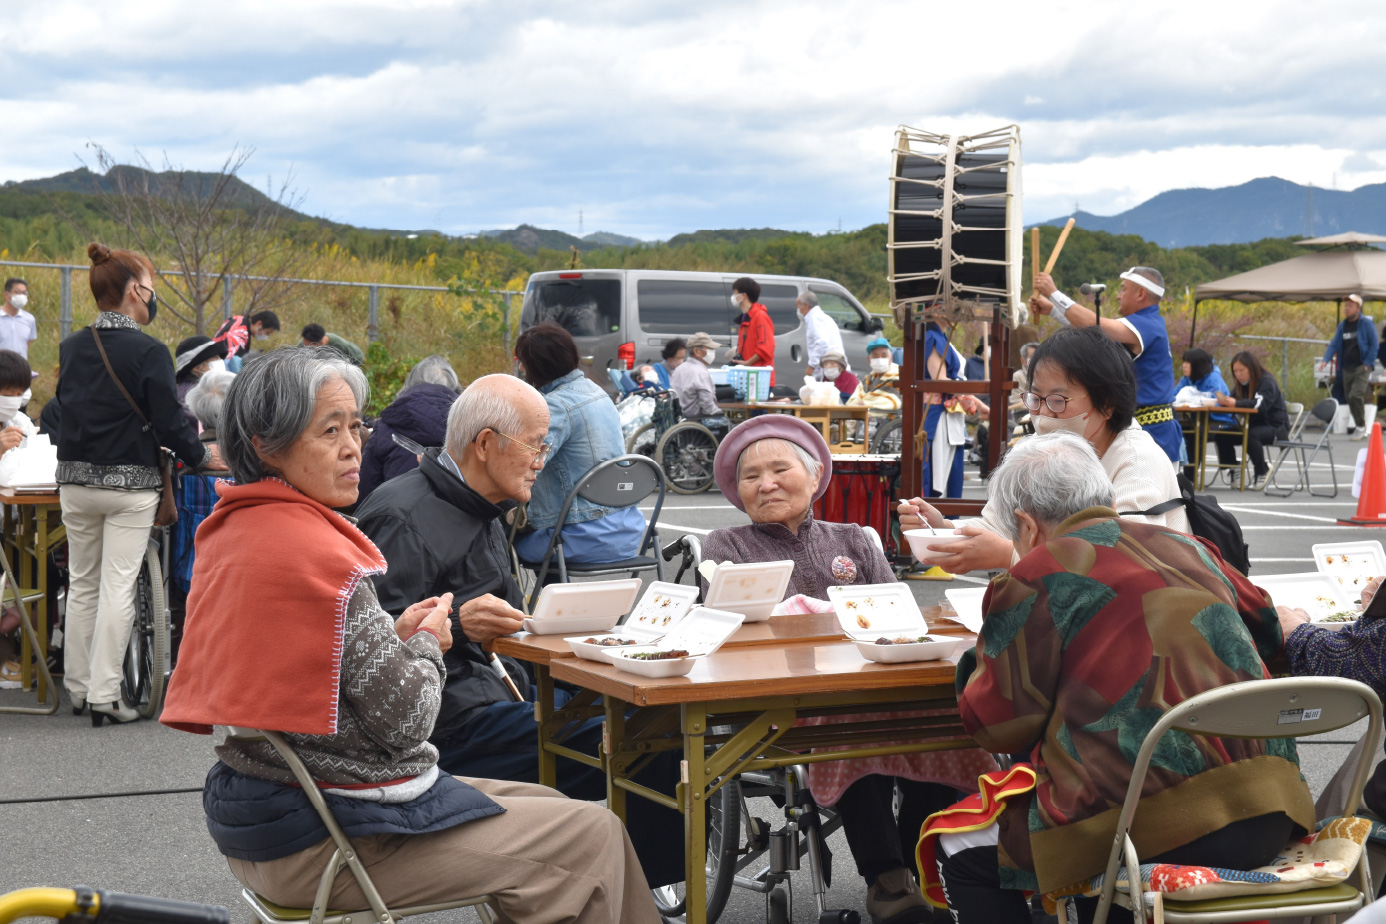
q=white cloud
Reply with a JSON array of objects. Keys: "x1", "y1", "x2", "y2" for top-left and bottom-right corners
[{"x1": 0, "y1": 0, "x2": 1383, "y2": 239}]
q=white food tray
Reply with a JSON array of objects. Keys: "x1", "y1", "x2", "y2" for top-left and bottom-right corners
[
  {"x1": 1255, "y1": 572, "x2": 1356, "y2": 626},
  {"x1": 522, "y1": 578, "x2": 642, "y2": 635},
  {"x1": 704, "y1": 560, "x2": 794, "y2": 623},
  {"x1": 605, "y1": 606, "x2": 746, "y2": 677},
  {"x1": 1313, "y1": 541, "x2": 1386, "y2": 601},
  {"x1": 565, "y1": 581, "x2": 699, "y2": 661},
  {"x1": 943, "y1": 588, "x2": 987, "y2": 634},
  {"x1": 827, "y1": 583, "x2": 954, "y2": 663}
]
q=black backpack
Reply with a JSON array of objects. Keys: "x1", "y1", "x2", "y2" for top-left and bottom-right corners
[{"x1": 1121, "y1": 473, "x2": 1251, "y2": 575}]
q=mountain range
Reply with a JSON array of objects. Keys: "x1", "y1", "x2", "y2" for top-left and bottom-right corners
[
  {"x1": 1038, "y1": 176, "x2": 1386, "y2": 248},
  {"x1": 478, "y1": 224, "x2": 643, "y2": 253}
]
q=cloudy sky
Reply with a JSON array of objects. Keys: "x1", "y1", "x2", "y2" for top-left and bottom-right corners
[{"x1": 3, "y1": 0, "x2": 1383, "y2": 240}]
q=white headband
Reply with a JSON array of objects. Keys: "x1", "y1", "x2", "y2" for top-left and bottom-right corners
[{"x1": 1120, "y1": 269, "x2": 1165, "y2": 298}]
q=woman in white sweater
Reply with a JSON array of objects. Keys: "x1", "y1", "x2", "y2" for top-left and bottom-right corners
[{"x1": 899, "y1": 326, "x2": 1188, "y2": 573}]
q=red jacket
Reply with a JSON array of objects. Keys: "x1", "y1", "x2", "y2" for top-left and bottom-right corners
[{"x1": 735, "y1": 302, "x2": 776, "y2": 385}]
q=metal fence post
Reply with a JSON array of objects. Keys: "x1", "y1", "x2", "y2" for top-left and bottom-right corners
[
  {"x1": 368, "y1": 285, "x2": 379, "y2": 344},
  {"x1": 503, "y1": 292, "x2": 513, "y2": 358},
  {"x1": 59, "y1": 266, "x2": 72, "y2": 340},
  {"x1": 222, "y1": 279, "x2": 234, "y2": 325},
  {"x1": 1282, "y1": 339, "x2": 1289, "y2": 391}
]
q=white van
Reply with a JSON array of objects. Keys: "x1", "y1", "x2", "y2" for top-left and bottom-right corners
[{"x1": 518, "y1": 269, "x2": 884, "y2": 392}]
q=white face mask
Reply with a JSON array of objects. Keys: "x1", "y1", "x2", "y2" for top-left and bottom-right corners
[
  {"x1": 869, "y1": 357, "x2": 891, "y2": 374},
  {"x1": 0, "y1": 395, "x2": 24, "y2": 422},
  {"x1": 730, "y1": 294, "x2": 742, "y2": 310},
  {"x1": 253, "y1": 332, "x2": 270, "y2": 341},
  {"x1": 822, "y1": 365, "x2": 841, "y2": 381},
  {"x1": 9, "y1": 294, "x2": 27, "y2": 310},
  {"x1": 206, "y1": 358, "x2": 226, "y2": 374},
  {"x1": 1031, "y1": 411, "x2": 1097, "y2": 442},
  {"x1": 20, "y1": 388, "x2": 30, "y2": 405}
]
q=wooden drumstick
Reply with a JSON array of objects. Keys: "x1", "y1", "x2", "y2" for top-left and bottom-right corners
[
  {"x1": 1043, "y1": 218, "x2": 1076, "y2": 275},
  {"x1": 1030, "y1": 227, "x2": 1041, "y2": 290}
]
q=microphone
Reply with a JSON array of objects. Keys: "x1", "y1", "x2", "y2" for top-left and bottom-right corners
[{"x1": 1079, "y1": 283, "x2": 1106, "y2": 295}]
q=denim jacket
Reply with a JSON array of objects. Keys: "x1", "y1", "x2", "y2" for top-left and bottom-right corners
[{"x1": 528, "y1": 369, "x2": 626, "y2": 529}]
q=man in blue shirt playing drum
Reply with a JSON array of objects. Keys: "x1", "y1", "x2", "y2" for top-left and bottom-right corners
[{"x1": 1030, "y1": 266, "x2": 1182, "y2": 463}]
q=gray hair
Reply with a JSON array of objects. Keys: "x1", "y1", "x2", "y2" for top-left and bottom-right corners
[
  {"x1": 797, "y1": 291, "x2": 819, "y2": 308},
  {"x1": 186, "y1": 369, "x2": 236, "y2": 430},
  {"x1": 735, "y1": 438, "x2": 823, "y2": 484},
  {"x1": 1129, "y1": 266, "x2": 1165, "y2": 299},
  {"x1": 220, "y1": 346, "x2": 369, "y2": 485},
  {"x1": 400, "y1": 354, "x2": 461, "y2": 395},
  {"x1": 445, "y1": 373, "x2": 541, "y2": 457},
  {"x1": 986, "y1": 432, "x2": 1114, "y2": 539},
  {"x1": 1020, "y1": 341, "x2": 1040, "y2": 359}
]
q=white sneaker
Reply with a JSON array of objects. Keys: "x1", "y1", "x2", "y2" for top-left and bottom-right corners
[{"x1": 1352, "y1": 429, "x2": 1370, "y2": 441}]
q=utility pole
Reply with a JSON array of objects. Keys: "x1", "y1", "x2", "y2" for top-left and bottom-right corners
[{"x1": 579, "y1": 210, "x2": 584, "y2": 236}]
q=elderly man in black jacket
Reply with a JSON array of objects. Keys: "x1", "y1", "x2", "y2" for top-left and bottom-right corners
[{"x1": 355, "y1": 373, "x2": 684, "y2": 887}]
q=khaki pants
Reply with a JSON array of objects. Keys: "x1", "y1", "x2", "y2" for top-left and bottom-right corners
[
  {"x1": 59, "y1": 485, "x2": 159, "y2": 705},
  {"x1": 227, "y1": 777, "x2": 659, "y2": 924}
]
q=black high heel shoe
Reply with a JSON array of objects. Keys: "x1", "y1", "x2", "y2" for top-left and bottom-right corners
[
  {"x1": 90, "y1": 700, "x2": 139, "y2": 726},
  {"x1": 72, "y1": 695, "x2": 86, "y2": 716}
]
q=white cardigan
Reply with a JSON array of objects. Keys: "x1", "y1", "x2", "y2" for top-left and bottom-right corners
[{"x1": 969, "y1": 421, "x2": 1191, "y2": 543}]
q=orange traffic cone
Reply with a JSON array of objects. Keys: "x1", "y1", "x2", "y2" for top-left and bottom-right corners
[{"x1": 1339, "y1": 422, "x2": 1386, "y2": 526}]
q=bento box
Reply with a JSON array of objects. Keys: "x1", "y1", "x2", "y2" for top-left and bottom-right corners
[
  {"x1": 703, "y1": 560, "x2": 794, "y2": 623},
  {"x1": 604, "y1": 606, "x2": 746, "y2": 677},
  {"x1": 565, "y1": 581, "x2": 700, "y2": 661},
  {"x1": 827, "y1": 583, "x2": 963, "y2": 663},
  {"x1": 521, "y1": 578, "x2": 643, "y2": 635},
  {"x1": 1256, "y1": 572, "x2": 1358, "y2": 629}
]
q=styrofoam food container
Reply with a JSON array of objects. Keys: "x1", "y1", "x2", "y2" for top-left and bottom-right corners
[
  {"x1": 943, "y1": 588, "x2": 987, "y2": 634},
  {"x1": 605, "y1": 606, "x2": 746, "y2": 677},
  {"x1": 704, "y1": 560, "x2": 794, "y2": 623},
  {"x1": 1254, "y1": 572, "x2": 1357, "y2": 628},
  {"x1": 1313, "y1": 541, "x2": 1386, "y2": 600},
  {"x1": 903, "y1": 528, "x2": 967, "y2": 564},
  {"x1": 565, "y1": 634, "x2": 648, "y2": 662},
  {"x1": 564, "y1": 581, "x2": 702, "y2": 661},
  {"x1": 852, "y1": 636, "x2": 965, "y2": 664},
  {"x1": 522, "y1": 578, "x2": 642, "y2": 635}
]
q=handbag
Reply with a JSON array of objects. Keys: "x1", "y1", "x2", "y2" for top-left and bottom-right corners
[{"x1": 90, "y1": 325, "x2": 179, "y2": 527}]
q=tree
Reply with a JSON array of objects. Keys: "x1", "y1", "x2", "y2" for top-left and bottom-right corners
[{"x1": 81, "y1": 144, "x2": 310, "y2": 334}]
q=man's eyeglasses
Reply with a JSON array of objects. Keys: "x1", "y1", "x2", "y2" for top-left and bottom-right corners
[
  {"x1": 489, "y1": 429, "x2": 552, "y2": 463},
  {"x1": 1019, "y1": 391, "x2": 1086, "y2": 415}
]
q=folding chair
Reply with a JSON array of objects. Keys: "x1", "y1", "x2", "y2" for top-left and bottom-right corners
[
  {"x1": 516, "y1": 454, "x2": 667, "y2": 610},
  {"x1": 1086, "y1": 677, "x2": 1382, "y2": 924},
  {"x1": 0, "y1": 554, "x2": 58, "y2": 715},
  {"x1": 1263, "y1": 397, "x2": 1338, "y2": 497},
  {"x1": 228, "y1": 728, "x2": 497, "y2": 924}
]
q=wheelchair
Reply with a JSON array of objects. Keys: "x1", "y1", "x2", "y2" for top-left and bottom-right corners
[
  {"x1": 0, "y1": 886, "x2": 229, "y2": 924},
  {"x1": 627, "y1": 390, "x2": 729, "y2": 495},
  {"x1": 654, "y1": 538, "x2": 860, "y2": 924}
]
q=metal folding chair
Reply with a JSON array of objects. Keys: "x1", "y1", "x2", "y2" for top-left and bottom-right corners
[
  {"x1": 516, "y1": 454, "x2": 667, "y2": 610},
  {"x1": 227, "y1": 728, "x2": 497, "y2": 924},
  {"x1": 0, "y1": 553, "x2": 57, "y2": 715},
  {"x1": 1263, "y1": 397, "x2": 1338, "y2": 497},
  {"x1": 1085, "y1": 677, "x2": 1382, "y2": 924}
]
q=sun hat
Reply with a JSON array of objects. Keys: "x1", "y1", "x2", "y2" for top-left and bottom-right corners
[
  {"x1": 686, "y1": 332, "x2": 719, "y2": 352},
  {"x1": 1348, "y1": 294, "x2": 1364, "y2": 306},
  {"x1": 175, "y1": 335, "x2": 229, "y2": 376},
  {"x1": 820, "y1": 350, "x2": 848, "y2": 369},
  {"x1": 713, "y1": 415, "x2": 833, "y2": 512},
  {"x1": 865, "y1": 336, "x2": 892, "y2": 355}
]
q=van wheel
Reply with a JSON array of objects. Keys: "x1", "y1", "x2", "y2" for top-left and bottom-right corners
[
  {"x1": 627, "y1": 422, "x2": 657, "y2": 456},
  {"x1": 657, "y1": 423, "x2": 719, "y2": 494}
]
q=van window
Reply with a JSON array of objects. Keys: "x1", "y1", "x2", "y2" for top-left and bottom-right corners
[
  {"x1": 521, "y1": 278, "x2": 621, "y2": 337},
  {"x1": 810, "y1": 288, "x2": 863, "y2": 330},
  {"x1": 760, "y1": 284, "x2": 801, "y2": 335},
  {"x1": 636, "y1": 279, "x2": 729, "y2": 334}
]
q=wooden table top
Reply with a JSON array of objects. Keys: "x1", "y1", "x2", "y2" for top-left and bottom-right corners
[
  {"x1": 490, "y1": 606, "x2": 972, "y2": 666},
  {"x1": 548, "y1": 635, "x2": 973, "y2": 706},
  {"x1": 0, "y1": 488, "x2": 61, "y2": 506}
]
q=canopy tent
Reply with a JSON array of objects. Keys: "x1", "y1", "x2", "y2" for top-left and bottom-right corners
[
  {"x1": 1296, "y1": 232, "x2": 1386, "y2": 247},
  {"x1": 1193, "y1": 250, "x2": 1386, "y2": 303}
]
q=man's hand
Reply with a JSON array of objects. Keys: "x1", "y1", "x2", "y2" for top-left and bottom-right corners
[
  {"x1": 396, "y1": 592, "x2": 455, "y2": 652},
  {"x1": 925, "y1": 523, "x2": 1015, "y2": 574},
  {"x1": 1034, "y1": 272, "x2": 1058, "y2": 297},
  {"x1": 1276, "y1": 605, "x2": 1310, "y2": 641},
  {"x1": 457, "y1": 593, "x2": 526, "y2": 643},
  {"x1": 0, "y1": 427, "x2": 23, "y2": 455},
  {"x1": 1028, "y1": 294, "x2": 1053, "y2": 316},
  {"x1": 898, "y1": 497, "x2": 951, "y2": 532}
]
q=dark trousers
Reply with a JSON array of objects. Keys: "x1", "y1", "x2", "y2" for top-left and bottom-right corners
[
  {"x1": 1213, "y1": 424, "x2": 1286, "y2": 477},
  {"x1": 836, "y1": 775, "x2": 959, "y2": 886},
  {"x1": 935, "y1": 811, "x2": 1298, "y2": 924},
  {"x1": 1181, "y1": 426, "x2": 1238, "y2": 483},
  {"x1": 433, "y1": 689, "x2": 686, "y2": 888}
]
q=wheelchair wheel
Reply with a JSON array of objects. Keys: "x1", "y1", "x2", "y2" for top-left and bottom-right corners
[
  {"x1": 651, "y1": 776, "x2": 740, "y2": 923},
  {"x1": 871, "y1": 419, "x2": 904, "y2": 455},
  {"x1": 627, "y1": 421, "x2": 658, "y2": 457},
  {"x1": 656, "y1": 423, "x2": 719, "y2": 495},
  {"x1": 121, "y1": 539, "x2": 168, "y2": 719}
]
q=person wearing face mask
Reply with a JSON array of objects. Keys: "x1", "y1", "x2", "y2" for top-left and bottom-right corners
[
  {"x1": 0, "y1": 349, "x2": 35, "y2": 685},
  {"x1": 728, "y1": 277, "x2": 776, "y2": 386},
  {"x1": 922, "y1": 431, "x2": 1307, "y2": 924},
  {"x1": 1030, "y1": 266, "x2": 1182, "y2": 464},
  {"x1": 898, "y1": 326, "x2": 1187, "y2": 575},
  {"x1": 0, "y1": 278, "x2": 38, "y2": 359},
  {"x1": 848, "y1": 337, "x2": 903, "y2": 445},
  {"x1": 174, "y1": 335, "x2": 230, "y2": 431},
  {"x1": 669, "y1": 331, "x2": 725, "y2": 420},
  {"x1": 817, "y1": 350, "x2": 859, "y2": 403},
  {"x1": 212, "y1": 310, "x2": 281, "y2": 373},
  {"x1": 54, "y1": 243, "x2": 218, "y2": 725}
]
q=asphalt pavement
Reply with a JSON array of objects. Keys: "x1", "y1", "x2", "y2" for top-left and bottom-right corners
[{"x1": 0, "y1": 451, "x2": 1374, "y2": 923}]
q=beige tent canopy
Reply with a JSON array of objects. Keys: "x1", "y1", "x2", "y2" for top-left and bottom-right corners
[
  {"x1": 1193, "y1": 250, "x2": 1386, "y2": 303},
  {"x1": 1296, "y1": 231, "x2": 1386, "y2": 247}
]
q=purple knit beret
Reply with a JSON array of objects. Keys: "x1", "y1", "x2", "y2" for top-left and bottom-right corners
[{"x1": 713, "y1": 415, "x2": 833, "y2": 512}]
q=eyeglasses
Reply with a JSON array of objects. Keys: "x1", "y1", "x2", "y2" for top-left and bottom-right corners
[
  {"x1": 1019, "y1": 391, "x2": 1087, "y2": 414},
  {"x1": 489, "y1": 429, "x2": 552, "y2": 463}
]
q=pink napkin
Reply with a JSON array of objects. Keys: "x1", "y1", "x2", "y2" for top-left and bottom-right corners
[{"x1": 771, "y1": 594, "x2": 835, "y2": 617}]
